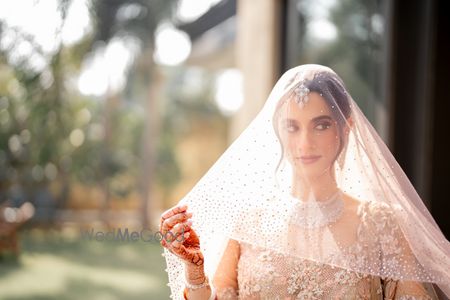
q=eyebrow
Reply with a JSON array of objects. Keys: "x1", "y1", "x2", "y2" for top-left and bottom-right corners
[
  {"x1": 281, "y1": 115, "x2": 333, "y2": 124},
  {"x1": 312, "y1": 115, "x2": 333, "y2": 122}
]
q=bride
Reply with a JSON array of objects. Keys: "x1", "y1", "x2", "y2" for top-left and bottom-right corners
[{"x1": 159, "y1": 65, "x2": 450, "y2": 299}]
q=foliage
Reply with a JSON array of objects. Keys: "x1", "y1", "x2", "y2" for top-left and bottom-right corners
[
  {"x1": 294, "y1": 0, "x2": 386, "y2": 123},
  {"x1": 0, "y1": 0, "x2": 179, "y2": 212}
]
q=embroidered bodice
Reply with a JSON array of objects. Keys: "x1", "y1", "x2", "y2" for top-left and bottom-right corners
[{"x1": 215, "y1": 201, "x2": 438, "y2": 300}]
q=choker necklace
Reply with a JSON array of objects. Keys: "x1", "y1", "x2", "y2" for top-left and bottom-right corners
[{"x1": 288, "y1": 190, "x2": 344, "y2": 229}]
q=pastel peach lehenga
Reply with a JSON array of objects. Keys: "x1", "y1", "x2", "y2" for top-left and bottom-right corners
[
  {"x1": 162, "y1": 65, "x2": 450, "y2": 299},
  {"x1": 230, "y1": 201, "x2": 438, "y2": 299}
]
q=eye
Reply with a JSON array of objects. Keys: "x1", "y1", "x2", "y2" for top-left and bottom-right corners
[
  {"x1": 314, "y1": 122, "x2": 331, "y2": 131},
  {"x1": 284, "y1": 123, "x2": 298, "y2": 133}
]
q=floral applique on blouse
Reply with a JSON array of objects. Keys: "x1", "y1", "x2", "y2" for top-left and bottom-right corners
[{"x1": 216, "y1": 201, "x2": 438, "y2": 300}]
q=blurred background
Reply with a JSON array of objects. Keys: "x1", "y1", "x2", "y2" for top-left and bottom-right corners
[{"x1": 0, "y1": 0, "x2": 448, "y2": 299}]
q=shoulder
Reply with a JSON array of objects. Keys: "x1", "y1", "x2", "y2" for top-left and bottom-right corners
[
  {"x1": 357, "y1": 199, "x2": 402, "y2": 219},
  {"x1": 229, "y1": 238, "x2": 241, "y2": 249},
  {"x1": 356, "y1": 199, "x2": 404, "y2": 235},
  {"x1": 340, "y1": 193, "x2": 404, "y2": 226}
]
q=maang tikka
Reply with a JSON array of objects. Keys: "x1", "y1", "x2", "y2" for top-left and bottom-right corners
[{"x1": 293, "y1": 81, "x2": 310, "y2": 108}]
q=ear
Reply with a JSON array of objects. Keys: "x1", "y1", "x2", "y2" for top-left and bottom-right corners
[{"x1": 344, "y1": 117, "x2": 354, "y2": 134}]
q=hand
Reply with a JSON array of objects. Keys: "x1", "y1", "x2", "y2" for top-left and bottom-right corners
[{"x1": 159, "y1": 204, "x2": 205, "y2": 267}]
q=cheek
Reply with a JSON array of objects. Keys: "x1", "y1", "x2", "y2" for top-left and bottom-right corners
[
  {"x1": 283, "y1": 140, "x2": 295, "y2": 159},
  {"x1": 316, "y1": 129, "x2": 340, "y2": 156},
  {"x1": 279, "y1": 131, "x2": 294, "y2": 156}
]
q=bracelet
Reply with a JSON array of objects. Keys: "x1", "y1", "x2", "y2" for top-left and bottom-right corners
[
  {"x1": 185, "y1": 276, "x2": 210, "y2": 290},
  {"x1": 183, "y1": 286, "x2": 216, "y2": 300},
  {"x1": 183, "y1": 277, "x2": 216, "y2": 300}
]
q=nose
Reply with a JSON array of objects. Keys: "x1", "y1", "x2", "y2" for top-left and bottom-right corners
[{"x1": 296, "y1": 129, "x2": 315, "y2": 152}]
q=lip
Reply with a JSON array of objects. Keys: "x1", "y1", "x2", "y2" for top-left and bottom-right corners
[{"x1": 296, "y1": 155, "x2": 321, "y2": 164}]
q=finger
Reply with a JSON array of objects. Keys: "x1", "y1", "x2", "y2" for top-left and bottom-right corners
[
  {"x1": 161, "y1": 211, "x2": 193, "y2": 233},
  {"x1": 161, "y1": 229, "x2": 188, "y2": 250},
  {"x1": 181, "y1": 248, "x2": 204, "y2": 266},
  {"x1": 170, "y1": 231, "x2": 187, "y2": 249},
  {"x1": 161, "y1": 225, "x2": 189, "y2": 251},
  {"x1": 161, "y1": 224, "x2": 185, "y2": 248},
  {"x1": 161, "y1": 204, "x2": 188, "y2": 221},
  {"x1": 168, "y1": 233, "x2": 204, "y2": 266},
  {"x1": 170, "y1": 232, "x2": 190, "y2": 256},
  {"x1": 159, "y1": 205, "x2": 188, "y2": 230},
  {"x1": 164, "y1": 222, "x2": 191, "y2": 245},
  {"x1": 170, "y1": 230, "x2": 202, "y2": 264},
  {"x1": 173, "y1": 220, "x2": 192, "y2": 235},
  {"x1": 164, "y1": 212, "x2": 192, "y2": 228}
]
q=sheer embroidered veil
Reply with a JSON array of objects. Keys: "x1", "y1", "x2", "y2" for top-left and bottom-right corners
[{"x1": 163, "y1": 64, "x2": 450, "y2": 299}]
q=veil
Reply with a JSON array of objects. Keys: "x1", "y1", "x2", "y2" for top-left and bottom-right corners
[{"x1": 162, "y1": 64, "x2": 450, "y2": 299}]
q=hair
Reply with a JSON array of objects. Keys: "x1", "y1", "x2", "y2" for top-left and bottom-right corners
[{"x1": 272, "y1": 70, "x2": 352, "y2": 175}]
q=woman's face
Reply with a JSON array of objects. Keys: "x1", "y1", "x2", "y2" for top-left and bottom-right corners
[{"x1": 278, "y1": 92, "x2": 341, "y2": 179}]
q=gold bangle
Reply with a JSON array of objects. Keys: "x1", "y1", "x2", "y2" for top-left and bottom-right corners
[
  {"x1": 185, "y1": 276, "x2": 209, "y2": 290},
  {"x1": 183, "y1": 283, "x2": 216, "y2": 300}
]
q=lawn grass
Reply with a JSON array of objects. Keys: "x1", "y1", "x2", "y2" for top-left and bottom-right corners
[{"x1": 0, "y1": 228, "x2": 171, "y2": 300}]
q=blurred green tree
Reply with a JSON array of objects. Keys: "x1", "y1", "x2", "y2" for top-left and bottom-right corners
[
  {"x1": 294, "y1": 0, "x2": 385, "y2": 124},
  {"x1": 0, "y1": 0, "x2": 179, "y2": 228},
  {"x1": 89, "y1": 0, "x2": 179, "y2": 228}
]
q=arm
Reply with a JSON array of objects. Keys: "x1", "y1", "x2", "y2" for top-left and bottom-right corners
[
  {"x1": 382, "y1": 278, "x2": 439, "y2": 299},
  {"x1": 212, "y1": 238, "x2": 240, "y2": 299},
  {"x1": 184, "y1": 238, "x2": 240, "y2": 300},
  {"x1": 159, "y1": 204, "x2": 212, "y2": 300},
  {"x1": 159, "y1": 204, "x2": 241, "y2": 299},
  {"x1": 183, "y1": 263, "x2": 213, "y2": 300},
  {"x1": 372, "y1": 204, "x2": 440, "y2": 300}
]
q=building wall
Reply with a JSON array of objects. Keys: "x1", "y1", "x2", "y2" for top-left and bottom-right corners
[{"x1": 229, "y1": 0, "x2": 282, "y2": 141}]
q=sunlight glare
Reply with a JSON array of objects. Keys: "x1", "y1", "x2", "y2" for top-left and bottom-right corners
[
  {"x1": 214, "y1": 69, "x2": 243, "y2": 116},
  {"x1": 154, "y1": 23, "x2": 191, "y2": 66}
]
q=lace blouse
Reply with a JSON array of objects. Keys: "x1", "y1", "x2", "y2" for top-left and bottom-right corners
[{"x1": 213, "y1": 201, "x2": 439, "y2": 300}]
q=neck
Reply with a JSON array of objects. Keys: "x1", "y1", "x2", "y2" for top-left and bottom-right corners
[{"x1": 291, "y1": 168, "x2": 339, "y2": 202}]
